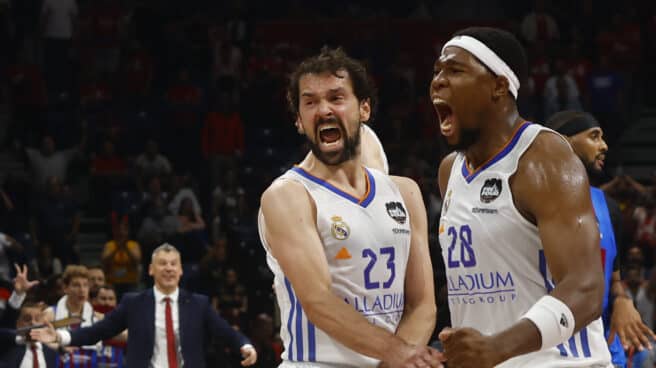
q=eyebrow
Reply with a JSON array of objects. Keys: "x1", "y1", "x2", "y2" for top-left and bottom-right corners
[
  {"x1": 435, "y1": 58, "x2": 467, "y2": 68},
  {"x1": 301, "y1": 87, "x2": 346, "y2": 98}
]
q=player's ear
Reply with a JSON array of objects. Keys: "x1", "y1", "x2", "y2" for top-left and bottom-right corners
[
  {"x1": 359, "y1": 98, "x2": 371, "y2": 123},
  {"x1": 294, "y1": 117, "x2": 305, "y2": 134},
  {"x1": 492, "y1": 76, "x2": 510, "y2": 100}
]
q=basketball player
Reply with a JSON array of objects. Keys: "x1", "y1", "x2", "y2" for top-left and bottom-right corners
[
  {"x1": 433, "y1": 27, "x2": 612, "y2": 367},
  {"x1": 547, "y1": 110, "x2": 656, "y2": 367},
  {"x1": 259, "y1": 47, "x2": 441, "y2": 367}
]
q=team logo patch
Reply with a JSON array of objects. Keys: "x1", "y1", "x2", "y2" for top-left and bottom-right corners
[
  {"x1": 480, "y1": 178, "x2": 502, "y2": 203},
  {"x1": 331, "y1": 216, "x2": 350, "y2": 240},
  {"x1": 386, "y1": 202, "x2": 407, "y2": 224}
]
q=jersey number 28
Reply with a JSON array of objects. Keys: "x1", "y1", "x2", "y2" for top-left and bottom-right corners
[{"x1": 447, "y1": 225, "x2": 476, "y2": 268}]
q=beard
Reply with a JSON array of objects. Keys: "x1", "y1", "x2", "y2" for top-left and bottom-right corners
[
  {"x1": 447, "y1": 126, "x2": 480, "y2": 151},
  {"x1": 307, "y1": 116, "x2": 361, "y2": 166}
]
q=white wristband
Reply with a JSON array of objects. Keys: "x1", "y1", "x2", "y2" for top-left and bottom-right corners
[{"x1": 522, "y1": 295, "x2": 575, "y2": 350}]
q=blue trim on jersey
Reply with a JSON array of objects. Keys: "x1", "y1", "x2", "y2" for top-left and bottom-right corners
[
  {"x1": 290, "y1": 167, "x2": 376, "y2": 208},
  {"x1": 580, "y1": 327, "x2": 592, "y2": 358},
  {"x1": 284, "y1": 278, "x2": 296, "y2": 361},
  {"x1": 360, "y1": 169, "x2": 376, "y2": 207},
  {"x1": 538, "y1": 250, "x2": 554, "y2": 292},
  {"x1": 461, "y1": 122, "x2": 532, "y2": 183},
  {"x1": 568, "y1": 336, "x2": 579, "y2": 357},
  {"x1": 557, "y1": 343, "x2": 567, "y2": 356},
  {"x1": 295, "y1": 299, "x2": 304, "y2": 361},
  {"x1": 308, "y1": 321, "x2": 316, "y2": 362}
]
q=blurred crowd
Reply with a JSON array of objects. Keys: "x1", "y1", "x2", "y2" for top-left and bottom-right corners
[{"x1": 0, "y1": 0, "x2": 655, "y2": 366}]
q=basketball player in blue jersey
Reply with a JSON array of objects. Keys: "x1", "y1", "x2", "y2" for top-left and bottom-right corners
[
  {"x1": 433, "y1": 27, "x2": 613, "y2": 368},
  {"x1": 259, "y1": 47, "x2": 442, "y2": 367},
  {"x1": 547, "y1": 110, "x2": 656, "y2": 367}
]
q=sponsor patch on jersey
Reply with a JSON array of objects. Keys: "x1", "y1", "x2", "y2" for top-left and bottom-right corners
[
  {"x1": 331, "y1": 216, "x2": 350, "y2": 240},
  {"x1": 480, "y1": 178, "x2": 502, "y2": 203},
  {"x1": 386, "y1": 202, "x2": 407, "y2": 224},
  {"x1": 472, "y1": 207, "x2": 498, "y2": 215}
]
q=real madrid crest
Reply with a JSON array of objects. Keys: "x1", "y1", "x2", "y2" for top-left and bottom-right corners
[{"x1": 331, "y1": 215, "x2": 350, "y2": 240}]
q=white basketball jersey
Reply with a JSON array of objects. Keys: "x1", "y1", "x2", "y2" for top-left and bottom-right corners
[
  {"x1": 259, "y1": 167, "x2": 411, "y2": 367},
  {"x1": 438, "y1": 123, "x2": 611, "y2": 368}
]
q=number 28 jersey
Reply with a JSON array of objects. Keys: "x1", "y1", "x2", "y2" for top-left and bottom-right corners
[
  {"x1": 258, "y1": 166, "x2": 411, "y2": 367},
  {"x1": 438, "y1": 123, "x2": 611, "y2": 368}
]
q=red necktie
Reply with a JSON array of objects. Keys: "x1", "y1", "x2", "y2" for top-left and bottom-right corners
[
  {"x1": 31, "y1": 344, "x2": 39, "y2": 368},
  {"x1": 164, "y1": 297, "x2": 178, "y2": 368}
]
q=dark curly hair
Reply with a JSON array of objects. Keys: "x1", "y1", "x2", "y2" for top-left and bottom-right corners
[{"x1": 286, "y1": 46, "x2": 377, "y2": 122}]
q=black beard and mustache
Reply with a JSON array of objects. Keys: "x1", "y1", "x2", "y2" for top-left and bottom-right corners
[
  {"x1": 307, "y1": 116, "x2": 361, "y2": 166},
  {"x1": 447, "y1": 126, "x2": 481, "y2": 152}
]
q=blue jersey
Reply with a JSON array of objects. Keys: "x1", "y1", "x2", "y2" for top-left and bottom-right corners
[{"x1": 590, "y1": 187, "x2": 626, "y2": 367}]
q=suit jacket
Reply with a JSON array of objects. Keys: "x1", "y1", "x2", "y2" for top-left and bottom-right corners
[
  {"x1": 69, "y1": 288, "x2": 250, "y2": 368},
  {"x1": 1, "y1": 342, "x2": 58, "y2": 368}
]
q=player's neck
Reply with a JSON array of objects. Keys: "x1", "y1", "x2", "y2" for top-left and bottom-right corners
[
  {"x1": 465, "y1": 110, "x2": 524, "y2": 170},
  {"x1": 301, "y1": 155, "x2": 368, "y2": 195}
]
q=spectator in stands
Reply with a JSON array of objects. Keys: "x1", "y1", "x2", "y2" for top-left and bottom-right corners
[
  {"x1": 119, "y1": 39, "x2": 154, "y2": 97},
  {"x1": 168, "y1": 173, "x2": 201, "y2": 218},
  {"x1": 199, "y1": 236, "x2": 229, "y2": 296},
  {"x1": 35, "y1": 243, "x2": 62, "y2": 279},
  {"x1": 587, "y1": 54, "x2": 625, "y2": 145},
  {"x1": 90, "y1": 284, "x2": 126, "y2": 367},
  {"x1": 248, "y1": 313, "x2": 282, "y2": 367},
  {"x1": 0, "y1": 233, "x2": 23, "y2": 281},
  {"x1": 91, "y1": 284, "x2": 116, "y2": 311},
  {"x1": 43, "y1": 265, "x2": 104, "y2": 365},
  {"x1": 216, "y1": 268, "x2": 247, "y2": 328},
  {"x1": 202, "y1": 90, "x2": 244, "y2": 187},
  {"x1": 30, "y1": 176, "x2": 80, "y2": 266},
  {"x1": 0, "y1": 175, "x2": 31, "y2": 244},
  {"x1": 25, "y1": 136, "x2": 80, "y2": 192},
  {"x1": 87, "y1": 266, "x2": 105, "y2": 292},
  {"x1": 134, "y1": 140, "x2": 172, "y2": 188},
  {"x1": 102, "y1": 219, "x2": 141, "y2": 296},
  {"x1": 5, "y1": 47, "x2": 48, "y2": 147},
  {"x1": 40, "y1": 0, "x2": 78, "y2": 95},
  {"x1": 91, "y1": 139, "x2": 126, "y2": 177},
  {"x1": 520, "y1": 0, "x2": 560, "y2": 44},
  {"x1": 165, "y1": 66, "x2": 204, "y2": 170},
  {"x1": 543, "y1": 59, "x2": 582, "y2": 118},
  {"x1": 0, "y1": 301, "x2": 58, "y2": 367},
  {"x1": 625, "y1": 265, "x2": 653, "y2": 329}
]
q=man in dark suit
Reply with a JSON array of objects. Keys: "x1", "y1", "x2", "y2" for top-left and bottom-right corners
[
  {"x1": 2, "y1": 301, "x2": 58, "y2": 367},
  {"x1": 32, "y1": 243, "x2": 257, "y2": 367}
]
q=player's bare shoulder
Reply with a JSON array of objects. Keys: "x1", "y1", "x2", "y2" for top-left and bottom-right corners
[
  {"x1": 390, "y1": 176, "x2": 425, "y2": 209},
  {"x1": 512, "y1": 130, "x2": 589, "y2": 222},
  {"x1": 260, "y1": 176, "x2": 313, "y2": 218}
]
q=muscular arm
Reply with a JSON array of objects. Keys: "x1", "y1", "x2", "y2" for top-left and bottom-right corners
[
  {"x1": 391, "y1": 176, "x2": 436, "y2": 345},
  {"x1": 491, "y1": 132, "x2": 606, "y2": 362},
  {"x1": 260, "y1": 180, "x2": 409, "y2": 361}
]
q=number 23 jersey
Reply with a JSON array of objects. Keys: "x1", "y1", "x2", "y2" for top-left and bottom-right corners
[
  {"x1": 259, "y1": 166, "x2": 411, "y2": 367},
  {"x1": 438, "y1": 123, "x2": 611, "y2": 367}
]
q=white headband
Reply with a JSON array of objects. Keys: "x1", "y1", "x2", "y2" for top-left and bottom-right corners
[{"x1": 442, "y1": 35, "x2": 520, "y2": 99}]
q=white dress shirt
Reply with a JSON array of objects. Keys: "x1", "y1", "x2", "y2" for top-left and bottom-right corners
[
  {"x1": 20, "y1": 343, "x2": 46, "y2": 368},
  {"x1": 151, "y1": 287, "x2": 181, "y2": 368}
]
